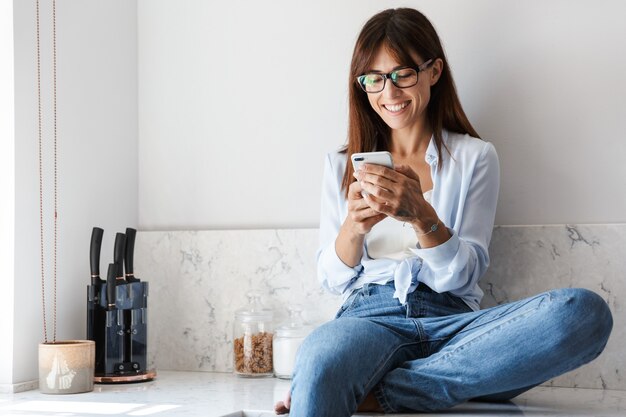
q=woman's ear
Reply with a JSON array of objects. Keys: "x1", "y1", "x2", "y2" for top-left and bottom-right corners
[{"x1": 429, "y1": 58, "x2": 444, "y2": 86}]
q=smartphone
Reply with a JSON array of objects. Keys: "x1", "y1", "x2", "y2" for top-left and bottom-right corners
[{"x1": 351, "y1": 151, "x2": 394, "y2": 171}]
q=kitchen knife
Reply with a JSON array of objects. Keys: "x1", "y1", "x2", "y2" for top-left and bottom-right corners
[
  {"x1": 124, "y1": 227, "x2": 140, "y2": 283},
  {"x1": 113, "y1": 232, "x2": 127, "y2": 284},
  {"x1": 114, "y1": 232, "x2": 131, "y2": 370},
  {"x1": 106, "y1": 263, "x2": 117, "y2": 309},
  {"x1": 90, "y1": 227, "x2": 104, "y2": 285}
]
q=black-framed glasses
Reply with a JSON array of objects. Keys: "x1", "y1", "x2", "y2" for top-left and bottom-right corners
[{"x1": 356, "y1": 59, "x2": 434, "y2": 93}]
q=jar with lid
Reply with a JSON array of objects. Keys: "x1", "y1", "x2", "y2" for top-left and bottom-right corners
[
  {"x1": 233, "y1": 292, "x2": 274, "y2": 377},
  {"x1": 273, "y1": 305, "x2": 312, "y2": 379}
]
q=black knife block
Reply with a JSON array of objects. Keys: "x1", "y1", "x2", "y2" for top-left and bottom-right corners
[{"x1": 87, "y1": 281, "x2": 149, "y2": 380}]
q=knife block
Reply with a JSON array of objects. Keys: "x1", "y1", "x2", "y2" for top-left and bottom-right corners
[{"x1": 87, "y1": 281, "x2": 155, "y2": 382}]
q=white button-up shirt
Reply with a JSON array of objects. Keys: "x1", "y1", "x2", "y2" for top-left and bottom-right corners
[{"x1": 316, "y1": 130, "x2": 500, "y2": 311}]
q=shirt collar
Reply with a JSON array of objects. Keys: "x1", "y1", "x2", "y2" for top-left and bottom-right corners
[{"x1": 424, "y1": 129, "x2": 448, "y2": 166}]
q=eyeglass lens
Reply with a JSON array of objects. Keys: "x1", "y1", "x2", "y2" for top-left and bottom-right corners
[{"x1": 359, "y1": 68, "x2": 418, "y2": 93}]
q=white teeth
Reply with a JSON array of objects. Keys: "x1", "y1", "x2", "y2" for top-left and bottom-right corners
[{"x1": 384, "y1": 102, "x2": 409, "y2": 112}]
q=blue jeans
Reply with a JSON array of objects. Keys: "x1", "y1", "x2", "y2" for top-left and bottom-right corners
[{"x1": 289, "y1": 282, "x2": 612, "y2": 416}]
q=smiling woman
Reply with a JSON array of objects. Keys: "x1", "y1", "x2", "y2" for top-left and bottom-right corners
[
  {"x1": 274, "y1": 8, "x2": 613, "y2": 417},
  {"x1": 342, "y1": 7, "x2": 479, "y2": 197}
]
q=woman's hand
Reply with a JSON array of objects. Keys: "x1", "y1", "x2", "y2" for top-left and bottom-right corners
[
  {"x1": 335, "y1": 179, "x2": 387, "y2": 267},
  {"x1": 355, "y1": 163, "x2": 437, "y2": 234},
  {"x1": 345, "y1": 178, "x2": 387, "y2": 236}
]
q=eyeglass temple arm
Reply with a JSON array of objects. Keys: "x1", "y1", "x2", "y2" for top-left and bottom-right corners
[{"x1": 417, "y1": 58, "x2": 434, "y2": 71}]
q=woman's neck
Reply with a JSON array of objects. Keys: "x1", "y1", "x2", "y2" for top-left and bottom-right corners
[{"x1": 389, "y1": 122, "x2": 433, "y2": 158}]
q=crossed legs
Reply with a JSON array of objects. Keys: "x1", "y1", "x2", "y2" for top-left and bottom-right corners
[{"x1": 276, "y1": 288, "x2": 612, "y2": 416}]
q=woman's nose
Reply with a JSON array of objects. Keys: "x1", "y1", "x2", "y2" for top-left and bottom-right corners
[{"x1": 382, "y1": 79, "x2": 401, "y2": 98}]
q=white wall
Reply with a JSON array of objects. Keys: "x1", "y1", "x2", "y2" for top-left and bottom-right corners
[
  {"x1": 9, "y1": 0, "x2": 138, "y2": 386},
  {"x1": 138, "y1": 0, "x2": 626, "y2": 229},
  {"x1": 0, "y1": 0, "x2": 15, "y2": 388}
]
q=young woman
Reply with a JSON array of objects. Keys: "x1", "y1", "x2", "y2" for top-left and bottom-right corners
[{"x1": 275, "y1": 8, "x2": 612, "y2": 416}]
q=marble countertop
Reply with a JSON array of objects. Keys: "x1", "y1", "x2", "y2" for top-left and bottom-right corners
[{"x1": 1, "y1": 371, "x2": 626, "y2": 416}]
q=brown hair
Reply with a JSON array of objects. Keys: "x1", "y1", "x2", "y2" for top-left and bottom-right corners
[{"x1": 341, "y1": 8, "x2": 479, "y2": 197}]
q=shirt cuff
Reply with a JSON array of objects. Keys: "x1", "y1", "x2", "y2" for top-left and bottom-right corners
[
  {"x1": 318, "y1": 242, "x2": 363, "y2": 291},
  {"x1": 410, "y1": 228, "x2": 460, "y2": 270}
]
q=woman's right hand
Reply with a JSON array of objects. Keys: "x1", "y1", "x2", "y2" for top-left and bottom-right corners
[
  {"x1": 335, "y1": 180, "x2": 387, "y2": 268},
  {"x1": 345, "y1": 180, "x2": 387, "y2": 236}
]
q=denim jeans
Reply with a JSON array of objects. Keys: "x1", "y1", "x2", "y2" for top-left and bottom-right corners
[{"x1": 289, "y1": 282, "x2": 613, "y2": 416}]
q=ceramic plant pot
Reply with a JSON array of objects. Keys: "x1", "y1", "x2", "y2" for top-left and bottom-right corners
[{"x1": 38, "y1": 340, "x2": 95, "y2": 394}]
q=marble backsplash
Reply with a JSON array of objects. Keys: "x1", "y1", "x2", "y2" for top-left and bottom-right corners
[
  {"x1": 480, "y1": 225, "x2": 625, "y2": 390},
  {"x1": 135, "y1": 225, "x2": 625, "y2": 390},
  {"x1": 137, "y1": 230, "x2": 340, "y2": 374}
]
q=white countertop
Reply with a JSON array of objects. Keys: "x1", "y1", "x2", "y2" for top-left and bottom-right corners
[{"x1": 1, "y1": 371, "x2": 625, "y2": 416}]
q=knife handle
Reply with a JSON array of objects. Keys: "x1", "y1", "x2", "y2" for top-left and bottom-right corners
[
  {"x1": 124, "y1": 228, "x2": 136, "y2": 277},
  {"x1": 106, "y1": 263, "x2": 116, "y2": 309},
  {"x1": 113, "y1": 232, "x2": 126, "y2": 279},
  {"x1": 90, "y1": 227, "x2": 104, "y2": 284}
]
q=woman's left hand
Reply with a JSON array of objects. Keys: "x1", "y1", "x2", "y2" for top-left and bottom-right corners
[{"x1": 355, "y1": 163, "x2": 437, "y2": 232}]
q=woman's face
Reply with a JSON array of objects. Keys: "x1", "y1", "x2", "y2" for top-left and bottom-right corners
[{"x1": 365, "y1": 47, "x2": 440, "y2": 134}]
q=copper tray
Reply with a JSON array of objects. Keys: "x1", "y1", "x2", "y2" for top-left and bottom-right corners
[{"x1": 94, "y1": 370, "x2": 157, "y2": 383}]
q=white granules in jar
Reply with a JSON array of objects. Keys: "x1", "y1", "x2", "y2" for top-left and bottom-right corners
[{"x1": 272, "y1": 335, "x2": 305, "y2": 378}]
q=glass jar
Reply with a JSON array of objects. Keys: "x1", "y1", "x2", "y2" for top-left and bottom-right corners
[
  {"x1": 273, "y1": 305, "x2": 312, "y2": 379},
  {"x1": 233, "y1": 292, "x2": 274, "y2": 377}
]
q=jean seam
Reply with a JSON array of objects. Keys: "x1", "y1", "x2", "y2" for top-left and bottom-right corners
[
  {"x1": 336, "y1": 291, "x2": 362, "y2": 318},
  {"x1": 412, "y1": 317, "x2": 428, "y2": 357},
  {"x1": 363, "y1": 341, "x2": 423, "y2": 385},
  {"x1": 374, "y1": 379, "x2": 396, "y2": 413},
  {"x1": 421, "y1": 301, "x2": 545, "y2": 369},
  {"x1": 365, "y1": 341, "x2": 425, "y2": 414},
  {"x1": 424, "y1": 292, "x2": 552, "y2": 345},
  {"x1": 444, "y1": 292, "x2": 473, "y2": 312},
  {"x1": 419, "y1": 290, "x2": 426, "y2": 317}
]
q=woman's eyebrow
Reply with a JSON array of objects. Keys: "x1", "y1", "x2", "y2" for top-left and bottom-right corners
[{"x1": 366, "y1": 65, "x2": 410, "y2": 73}]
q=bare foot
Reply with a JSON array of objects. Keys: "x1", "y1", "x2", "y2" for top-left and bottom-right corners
[
  {"x1": 274, "y1": 389, "x2": 382, "y2": 414},
  {"x1": 274, "y1": 390, "x2": 291, "y2": 415}
]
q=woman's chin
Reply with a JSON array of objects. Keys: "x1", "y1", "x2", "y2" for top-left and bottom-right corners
[{"x1": 383, "y1": 118, "x2": 412, "y2": 131}]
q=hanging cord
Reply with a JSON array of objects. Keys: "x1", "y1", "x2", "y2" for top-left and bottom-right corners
[
  {"x1": 36, "y1": 0, "x2": 47, "y2": 343},
  {"x1": 36, "y1": 0, "x2": 58, "y2": 344},
  {"x1": 52, "y1": 0, "x2": 58, "y2": 343}
]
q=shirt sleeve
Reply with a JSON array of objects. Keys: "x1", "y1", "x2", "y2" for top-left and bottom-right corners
[
  {"x1": 411, "y1": 142, "x2": 500, "y2": 295},
  {"x1": 316, "y1": 153, "x2": 363, "y2": 295}
]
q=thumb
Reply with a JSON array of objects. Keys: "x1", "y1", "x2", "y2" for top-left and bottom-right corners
[{"x1": 395, "y1": 164, "x2": 420, "y2": 182}]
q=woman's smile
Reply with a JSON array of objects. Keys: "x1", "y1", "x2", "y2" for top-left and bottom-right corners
[{"x1": 383, "y1": 100, "x2": 411, "y2": 114}]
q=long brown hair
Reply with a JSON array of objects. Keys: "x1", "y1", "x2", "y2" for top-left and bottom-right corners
[{"x1": 341, "y1": 8, "x2": 479, "y2": 197}]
